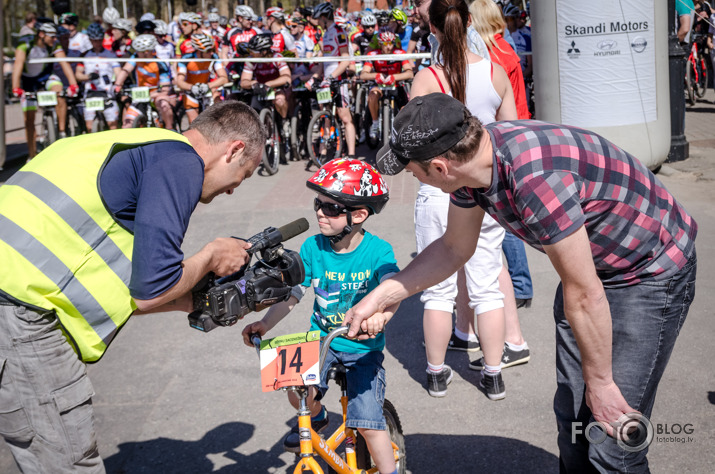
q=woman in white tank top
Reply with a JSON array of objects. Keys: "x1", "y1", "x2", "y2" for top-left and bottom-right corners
[{"x1": 408, "y1": 0, "x2": 524, "y2": 400}]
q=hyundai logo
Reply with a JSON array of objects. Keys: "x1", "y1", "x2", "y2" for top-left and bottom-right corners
[{"x1": 597, "y1": 40, "x2": 617, "y2": 50}]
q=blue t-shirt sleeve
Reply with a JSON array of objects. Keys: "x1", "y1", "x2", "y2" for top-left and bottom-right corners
[
  {"x1": 372, "y1": 238, "x2": 400, "y2": 282},
  {"x1": 129, "y1": 148, "x2": 203, "y2": 300},
  {"x1": 299, "y1": 237, "x2": 315, "y2": 287}
]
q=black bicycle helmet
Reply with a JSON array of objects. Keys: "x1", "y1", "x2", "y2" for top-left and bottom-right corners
[
  {"x1": 136, "y1": 20, "x2": 156, "y2": 34},
  {"x1": 313, "y1": 2, "x2": 335, "y2": 19},
  {"x1": 86, "y1": 23, "x2": 105, "y2": 40},
  {"x1": 247, "y1": 34, "x2": 273, "y2": 52},
  {"x1": 60, "y1": 12, "x2": 79, "y2": 26}
]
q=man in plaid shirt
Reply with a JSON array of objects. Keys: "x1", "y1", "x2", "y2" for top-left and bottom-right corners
[{"x1": 347, "y1": 94, "x2": 697, "y2": 472}]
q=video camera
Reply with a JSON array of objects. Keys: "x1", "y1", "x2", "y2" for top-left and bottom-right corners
[{"x1": 188, "y1": 218, "x2": 309, "y2": 332}]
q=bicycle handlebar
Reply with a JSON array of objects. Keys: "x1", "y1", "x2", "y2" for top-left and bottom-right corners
[{"x1": 250, "y1": 325, "x2": 371, "y2": 374}]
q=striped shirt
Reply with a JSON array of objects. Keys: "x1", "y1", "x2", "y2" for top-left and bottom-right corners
[{"x1": 450, "y1": 120, "x2": 697, "y2": 287}]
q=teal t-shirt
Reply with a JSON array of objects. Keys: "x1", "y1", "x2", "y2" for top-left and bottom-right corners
[
  {"x1": 676, "y1": 0, "x2": 694, "y2": 16},
  {"x1": 300, "y1": 231, "x2": 399, "y2": 353}
]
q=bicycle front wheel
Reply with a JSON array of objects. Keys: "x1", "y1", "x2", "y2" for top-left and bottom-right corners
[
  {"x1": 308, "y1": 110, "x2": 342, "y2": 167},
  {"x1": 686, "y1": 63, "x2": 696, "y2": 106},
  {"x1": 696, "y1": 59, "x2": 708, "y2": 98},
  {"x1": 66, "y1": 109, "x2": 85, "y2": 136},
  {"x1": 355, "y1": 399, "x2": 406, "y2": 473},
  {"x1": 45, "y1": 113, "x2": 58, "y2": 144},
  {"x1": 93, "y1": 113, "x2": 110, "y2": 132},
  {"x1": 260, "y1": 108, "x2": 280, "y2": 175},
  {"x1": 382, "y1": 102, "x2": 392, "y2": 149}
]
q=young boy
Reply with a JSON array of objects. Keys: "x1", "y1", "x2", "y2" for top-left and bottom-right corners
[{"x1": 242, "y1": 158, "x2": 400, "y2": 474}]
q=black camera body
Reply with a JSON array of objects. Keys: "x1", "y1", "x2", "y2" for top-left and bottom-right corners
[{"x1": 188, "y1": 219, "x2": 308, "y2": 332}]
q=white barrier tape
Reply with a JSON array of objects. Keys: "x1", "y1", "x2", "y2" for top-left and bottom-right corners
[{"x1": 28, "y1": 53, "x2": 432, "y2": 64}]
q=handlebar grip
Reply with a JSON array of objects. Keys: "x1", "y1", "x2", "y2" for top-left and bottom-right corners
[{"x1": 250, "y1": 334, "x2": 262, "y2": 357}]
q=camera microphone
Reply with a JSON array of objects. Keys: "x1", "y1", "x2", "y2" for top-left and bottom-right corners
[
  {"x1": 245, "y1": 218, "x2": 310, "y2": 255},
  {"x1": 278, "y1": 217, "x2": 310, "y2": 242}
]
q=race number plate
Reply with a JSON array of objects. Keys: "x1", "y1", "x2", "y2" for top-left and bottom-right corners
[
  {"x1": 131, "y1": 86, "x2": 151, "y2": 103},
  {"x1": 265, "y1": 89, "x2": 276, "y2": 101},
  {"x1": 316, "y1": 87, "x2": 332, "y2": 104},
  {"x1": 36, "y1": 91, "x2": 58, "y2": 107},
  {"x1": 85, "y1": 97, "x2": 105, "y2": 111},
  {"x1": 259, "y1": 331, "x2": 320, "y2": 392}
]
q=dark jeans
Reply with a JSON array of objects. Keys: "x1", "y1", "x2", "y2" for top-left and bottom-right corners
[
  {"x1": 553, "y1": 250, "x2": 697, "y2": 473},
  {"x1": 502, "y1": 231, "x2": 533, "y2": 299}
]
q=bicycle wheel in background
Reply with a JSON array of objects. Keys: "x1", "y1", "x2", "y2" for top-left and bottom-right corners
[
  {"x1": 93, "y1": 113, "x2": 110, "y2": 132},
  {"x1": 355, "y1": 399, "x2": 406, "y2": 474},
  {"x1": 382, "y1": 102, "x2": 392, "y2": 149},
  {"x1": 696, "y1": 59, "x2": 708, "y2": 98},
  {"x1": 44, "y1": 112, "x2": 58, "y2": 146},
  {"x1": 308, "y1": 110, "x2": 342, "y2": 168},
  {"x1": 260, "y1": 108, "x2": 280, "y2": 175},
  {"x1": 685, "y1": 63, "x2": 696, "y2": 106},
  {"x1": 66, "y1": 109, "x2": 85, "y2": 136},
  {"x1": 354, "y1": 85, "x2": 367, "y2": 143}
]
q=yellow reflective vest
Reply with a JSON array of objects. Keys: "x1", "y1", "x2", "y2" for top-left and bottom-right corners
[{"x1": 0, "y1": 129, "x2": 193, "y2": 362}]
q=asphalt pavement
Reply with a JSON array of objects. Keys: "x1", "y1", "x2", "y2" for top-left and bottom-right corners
[{"x1": 1, "y1": 97, "x2": 714, "y2": 473}]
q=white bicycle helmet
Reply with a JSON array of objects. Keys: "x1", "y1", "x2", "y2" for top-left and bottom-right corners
[
  {"x1": 153, "y1": 19, "x2": 168, "y2": 36},
  {"x1": 102, "y1": 7, "x2": 120, "y2": 26},
  {"x1": 113, "y1": 18, "x2": 134, "y2": 32},
  {"x1": 208, "y1": 13, "x2": 220, "y2": 22},
  {"x1": 361, "y1": 13, "x2": 377, "y2": 27},
  {"x1": 234, "y1": 5, "x2": 254, "y2": 19},
  {"x1": 38, "y1": 22, "x2": 58, "y2": 35},
  {"x1": 133, "y1": 33, "x2": 158, "y2": 52},
  {"x1": 179, "y1": 12, "x2": 202, "y2": 25},
  {"x1": 139, "y1": 13, "x2": 156, "y2": 22}
]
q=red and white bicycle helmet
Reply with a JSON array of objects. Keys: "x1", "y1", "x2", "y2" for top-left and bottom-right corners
[
  {"x1": 307, "y1": 158, "x2": 390, "y2": 215},
  {"x1": 266, "y1": 7, "x2": 285, "y2": 21},
  {"x1": 378, "y1": 30, "x2": 396, "y2": 44}
]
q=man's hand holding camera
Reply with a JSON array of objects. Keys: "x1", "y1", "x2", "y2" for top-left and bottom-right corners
[{"x1": 204, "y1": 237, "x2": 252, "y2": 276}]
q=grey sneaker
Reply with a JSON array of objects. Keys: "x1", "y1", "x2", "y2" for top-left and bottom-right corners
[
  {"x1": 426, "y1": 365, "x2": 453, "y2": 398},
  {"x1": 283, "y1": 412, "x2": 330, "y2": 453},
  {"x1": 447, "y1": 331, "x2": 480, "y2": 352},
  {"x1": 469, "y1": 343, "x2": 530, "y2": 370},
  {"x1": 479, "y1": 370, "x2": 506, "y2": 401}
]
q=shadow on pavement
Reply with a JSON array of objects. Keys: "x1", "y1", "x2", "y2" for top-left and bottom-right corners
[
  {"x1": 386, "y1": 293, "x2": 480, "y2": 391},
  {"x1": 406, "y1": 433, "x2": 558, "y2": 473},
  {"x1": 103, "y1": 425, "x2": 559, "y2": 473},
  {"x1": 103, "y1": 422, "x2": 288, "y2": 473}
]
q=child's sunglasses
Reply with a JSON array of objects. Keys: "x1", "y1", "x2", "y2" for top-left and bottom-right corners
[{"x1": 314, "y1": 197, "x2": 351, "y2": 218}]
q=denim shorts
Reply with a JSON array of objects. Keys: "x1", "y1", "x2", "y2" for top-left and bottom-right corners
[{"x1": 316, "y1": 348, "x2": 387, "y2": 431}]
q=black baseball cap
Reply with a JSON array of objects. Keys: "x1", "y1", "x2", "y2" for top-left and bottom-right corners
[{"x1": 375, "y1": 93, "x2": 470, "y2": 176}]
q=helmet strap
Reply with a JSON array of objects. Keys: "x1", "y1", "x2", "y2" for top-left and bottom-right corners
[{"x1": 329, "y1": 210, "x2": 353, "y2": 244}]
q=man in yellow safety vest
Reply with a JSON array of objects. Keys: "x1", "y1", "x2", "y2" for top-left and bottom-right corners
[{"x1": 0, "y1": 100, "x2": 266, "y2": 472}]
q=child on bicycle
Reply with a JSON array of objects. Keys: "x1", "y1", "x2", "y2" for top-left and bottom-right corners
[{"x1": 242, "y1": 159, "x2": 400, "y2": 474}]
